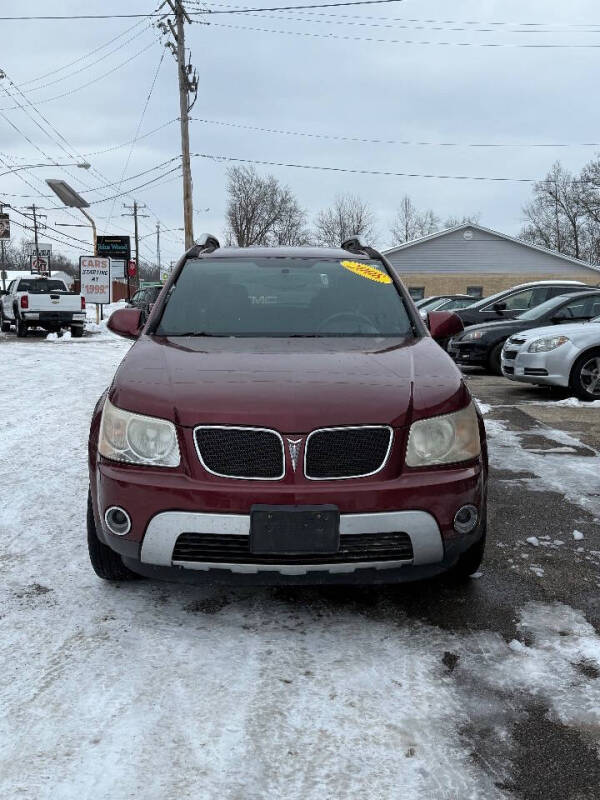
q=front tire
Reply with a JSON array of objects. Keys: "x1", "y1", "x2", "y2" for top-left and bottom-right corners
[
  {"x1": 570, "y1": 349, "x2": 600, "y2": 401},
  {"x1": 87, "y1": 490, "x2": 140, "y2": 581},
  {"x1": 16, "y1": 316, "x2": 28, "y2": 338},
  {"x1": 449, "y1": 529, "x2": 486, "y2": 580},
  {"x1": 488, "y1": 342, "x2": 504, "y2": 376},
  {"x1": 70, "y1": 325, "x2": 84, "y2": 338},
  {"x1": 0, "y1": 310, "x2": 10, "y2": 332}
]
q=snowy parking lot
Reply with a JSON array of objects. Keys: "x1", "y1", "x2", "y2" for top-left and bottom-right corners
[{"x1": 1, "y1": 330, "x2": 600, "y2": 800}]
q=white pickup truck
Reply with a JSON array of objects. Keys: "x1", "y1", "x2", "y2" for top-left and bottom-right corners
[{"x1": 0, "y1": 276, "x2": 86, "y2": 337}]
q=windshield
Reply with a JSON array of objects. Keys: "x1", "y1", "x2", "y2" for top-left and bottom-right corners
[
  {"x1": 18, "y1": 279, "x2": 66, "y2": 293},
  {"x1": 517, "y1": 295, "x2": 571, "y2": 321},
  {"x1": 156, "y1": 257, "x2": 414, "y2": 337}
]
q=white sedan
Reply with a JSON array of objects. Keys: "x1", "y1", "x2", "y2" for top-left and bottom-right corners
[{"x1": 501, "y1": 316, "x2": 600, "y2": 400}]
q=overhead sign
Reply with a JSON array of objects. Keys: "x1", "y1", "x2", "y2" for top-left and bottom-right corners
[
  {"x1": 109, "y1": 259, "x2": 126, "y2": 280},
  {"x1": 26, "y1": 242, "x2": 52, "y2": 257},
  {"x1": 0, "y1": 213, "x2": 10, "y2": 240},
  {"x1": 80, "y1": 256, "x2": 111, "y2": 305},
  {"x1": 30, "y1": 255, "x2": 50, "y2": 274},
  {"x1": 97, "y1": 235, "x2": 131, "y2": 262}
]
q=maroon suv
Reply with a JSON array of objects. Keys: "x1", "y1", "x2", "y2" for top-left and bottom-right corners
[{"x1": 87, "y1": 237, "x2": 487, "y2": 585}]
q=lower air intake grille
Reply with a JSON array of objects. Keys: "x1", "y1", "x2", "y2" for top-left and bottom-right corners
[
  {"x1": 305, "y1": 426, "x2": 392, "y2": 479},
  {"x1": 194, "y1": 426, "x2": 284, "y2": 479},
  {"x1": 172, "y1": 532, "x2": 413, "y2": 564}
]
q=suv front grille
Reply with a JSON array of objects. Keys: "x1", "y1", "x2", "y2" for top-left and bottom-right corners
[
  {"x1": 194, "y1": 426, "x2": 284, "y2": 479},
  {"x1": 172, "y1": 532, "x2": 413, "y2": 564},
  {"x1": 305, "y1": 426, "x2": 392, "y2": 479}
]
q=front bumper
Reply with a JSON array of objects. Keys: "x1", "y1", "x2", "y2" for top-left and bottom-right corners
[
  {"x1": 501, "y1": 346, "x2": 571, "y2": 387},
  {"x1": 448, "y1": 339, "x2": 489, "y2": 367},
  {"x1": 92, "y1": 455, "x2": 486, "y2": 584}
]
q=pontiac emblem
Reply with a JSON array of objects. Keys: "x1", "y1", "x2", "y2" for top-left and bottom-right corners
[{"x1": 287, "y1": 438, "x2": 302, "y2": 472}]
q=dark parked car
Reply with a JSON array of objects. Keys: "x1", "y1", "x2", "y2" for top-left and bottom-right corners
[
  {"x1": 454, "y1": 280, "x2": 595, "y2": 328},
  {"x1": 418, "y1": 295, "x2": 475, "y2": 318},
  {"x1": 448, "y1": 290, "x2": 600, "y2": 373},
  {"x1": 127, "y1": 284, "x2": 163, "y2": 322},
  {"x1": 87, "y1": 237, "x2": 487, "y2": 586}
]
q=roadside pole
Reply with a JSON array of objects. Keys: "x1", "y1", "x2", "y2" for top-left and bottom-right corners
[{"x1": 122, "y1": 200, "x2": 148, "y2": 300}]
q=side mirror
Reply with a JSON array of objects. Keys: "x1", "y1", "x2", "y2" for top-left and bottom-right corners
[
  {"x1": 493, "y1": 301, "x2": 507, "y2": 314},
  {"x1": 107, "y1": 308, "x2": 143, "y2": 340},
  {"x1": 428, "y1": 310, "x2": 464, "y2": 341}
]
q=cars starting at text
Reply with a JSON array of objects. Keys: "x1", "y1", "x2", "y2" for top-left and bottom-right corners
[
  {"x1": 87, "y1": 236, "x2": 488, "y2": 586},
  {"x1": 501, "y1": 314, "x2": 600, "y2": 400}
]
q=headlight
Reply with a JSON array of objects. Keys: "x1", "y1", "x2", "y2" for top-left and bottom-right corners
[
  {"x1": 98, "y1": 398, "x2": 180, "y2": 467},
  {"x1": 460, "y1": 330, "x2": 485, "y2": 342},
  {"x1": 406, "y1": 402, "x2": 481, "y2": 467},
  {"x1": 527, "y1": 335, "x2": 569, "y2": 353}
]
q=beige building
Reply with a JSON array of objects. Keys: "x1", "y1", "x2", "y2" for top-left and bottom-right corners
[{"x1": 384, "y1": 223, "x2": 600, "y2": 301}]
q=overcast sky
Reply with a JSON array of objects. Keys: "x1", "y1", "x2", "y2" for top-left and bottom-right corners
[{"x1": 1, "y1": 0, "x2": 600, "y2": 264}]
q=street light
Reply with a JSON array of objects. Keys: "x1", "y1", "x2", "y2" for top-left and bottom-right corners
[
  {"x1": 0, "y1": 161, "x2": 91, "y2": 179},
  {"x1": 45, "y1": 179, "x2": 96, "y2": 255}
]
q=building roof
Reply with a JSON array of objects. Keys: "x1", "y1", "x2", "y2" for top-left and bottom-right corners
[{"x1": 383, "y1": 223, "x2": 600, "y2": 274}]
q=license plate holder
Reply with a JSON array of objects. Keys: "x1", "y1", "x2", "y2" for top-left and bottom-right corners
[{"x1": 250, "y1": 505, "x2": 340, "y2": 554}]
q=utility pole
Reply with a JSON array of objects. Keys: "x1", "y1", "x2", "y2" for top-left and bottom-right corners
[
  {"x1": 122, "y1": 200, "x2": 148, "y2": 299},
  {"x1": 156, "y1": 222, "x2": 161, "y2": 272},
  {"x1": 158, "y1": 1, "x2": 198, "y2": 249},
  {"x1": 0, "y1": 202, "x2": 8, "y2": 291},
  {"x1": 24, "y1": 204, "x2": 47, "y2": 274}
]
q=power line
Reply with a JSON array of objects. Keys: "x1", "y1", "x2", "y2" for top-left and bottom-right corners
[
  {"x1": 19, "y1": 20, "x2": 147, "y2": 87},
  {"x1": 204, "y1": 20, "x2": 600, "y2": 47},
  {"x1": 193, "y1": 150, "x2": 600, "y2": 183},
  {"x1": 106, "y1": 49, "x2": 167, "y2": 225},
  {"x1": 0, "y1": 2, "x2": 409, "y2": 22},
  {"x1": 80, "y1": 118, "x2": 179, "y2": 157},
  {"x1": 22, "y1": 26, "x2": 153, "y2": 94},
  {"x1": 0, "y1": 41, "x2": 158, "y2": 112},
  {"x1": 188, "y1": 1, "x2": 600, "y2": 30},
  {"x1": 191, "y1": 117, "x2": 600, "y2": 149}
]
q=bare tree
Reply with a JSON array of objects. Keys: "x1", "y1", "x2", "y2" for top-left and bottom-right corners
[
  {"x1": 444, "y1": 213, "x2": 481, "y2": 228},
  {"x1": 389, "y1": 195, "x2": 440, "y2": 244},
  {"x1": 225, "y1": 165, "x2": 309, "y2": 247},
  {"x1": 314, "y1": 194, "x2": 376, "y2": 247},
  {"x1": 520, "y1": 161, "x2": 589, "y2": 261}
]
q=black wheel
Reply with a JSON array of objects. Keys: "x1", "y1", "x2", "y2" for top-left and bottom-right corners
[
  {"x1": 449, "y1": 529, "x2": 486, "y2": 581},
  {"x1": 488, "y1": 342, "x2": 504, "y2": 375},
  {"x1": 570, "y1": 349, "x2": 600, "y2": 401},
  {"x1": 70, "y1": 325, "x2": 84, "y2": 338},
  {"x1": 16, "y1": 316, "x2": 28, "y2": 338},
  {"x1": 87, "y1": 489, "x2": 140, "y2": 581},
  {"x1": 0, "y1": 310, "x2": 10, "y2": 333}
]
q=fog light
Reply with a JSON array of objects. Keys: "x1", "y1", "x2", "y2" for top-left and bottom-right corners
[
  {"x1": 453, "y1": 505, "x2": 479, "y2": 534},
  {"x1": 104, "y1": 506, "x2": 131, "y2": 536}
]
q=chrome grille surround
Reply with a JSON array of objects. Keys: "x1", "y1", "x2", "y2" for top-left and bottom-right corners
[
  {"x1": 194, "y1": 425, "x2": 285, "y2": 480},
  {"x1": 304, "y1": 425, "x2": 394, "y2": 481}
]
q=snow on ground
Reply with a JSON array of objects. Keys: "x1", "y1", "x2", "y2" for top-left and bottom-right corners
[
  {"x1": 1, "y1": 338, "x2": 600, "y2": 799},
  {"x1": 532, "y1": 397, "x2": 600, "y2": 409},
  {"x1": 485, "y1": 418, "x2": 600, "y2": 518}
]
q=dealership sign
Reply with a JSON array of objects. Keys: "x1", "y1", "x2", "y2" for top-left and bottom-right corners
[
  {"x1": 26, "y1": 242, "x2": 52, "y2": 257},
  {"x1": 80, "y1": 256, "x2": 111, "y2": 305},
  {"x1": 97, "y1": 235, "x2": 131, "y2": 262}
]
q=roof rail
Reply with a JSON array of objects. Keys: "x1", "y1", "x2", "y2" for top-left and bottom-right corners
[
  {"x1": 194, "y1": 233, "x2": 220, "y2": 253},
  {"x1": 341, "y1": 236, "x2": 383, "y2": 261}
]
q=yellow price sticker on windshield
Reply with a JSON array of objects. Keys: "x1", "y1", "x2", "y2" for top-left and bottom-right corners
[{"x1": 340, "y1": 260, "x2": 392, "y2": 284}]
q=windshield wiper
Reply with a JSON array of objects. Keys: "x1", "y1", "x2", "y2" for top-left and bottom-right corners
[{"x1": 160, "y1": 331, "x2": 226, "y2": 337}]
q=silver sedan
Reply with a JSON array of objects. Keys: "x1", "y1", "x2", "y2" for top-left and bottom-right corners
[{"x1": 501, "y1": 316, "x2": 600, "y2": 400}]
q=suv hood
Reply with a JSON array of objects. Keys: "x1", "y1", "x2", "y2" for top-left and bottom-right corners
[{"x1": 109, "y1": 335, "x2": 468, "y2": 431}]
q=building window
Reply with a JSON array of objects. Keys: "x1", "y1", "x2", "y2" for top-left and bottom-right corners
[
  {"x1": 409, "y1": 286, "x2": 425, "y2": 300},
  {"x1": 466, "y1": 286, "x2": 483, "y2": 299}
]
